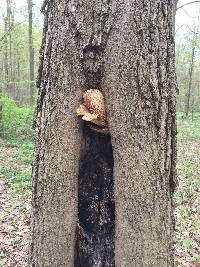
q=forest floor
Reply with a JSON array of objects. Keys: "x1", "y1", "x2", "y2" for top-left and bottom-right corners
[
  {"x1": 0, "y1": 116, "x2": 200, "y2": 267},
  {"x1": 0, "y1": 145, "x2": 31, "y2": 267}
]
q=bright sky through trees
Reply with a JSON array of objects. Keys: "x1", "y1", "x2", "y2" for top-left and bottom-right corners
[
  {"x1": 176, "y1": 0, "x2": 200, "y2": 40},
  {"x1": 1, "y1": 0, "x2": 200, "y2": 33}
]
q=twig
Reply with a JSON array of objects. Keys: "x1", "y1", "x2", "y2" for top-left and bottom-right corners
[{"x1": 177, "y1": 1, "x2": 200, "y2": 10}]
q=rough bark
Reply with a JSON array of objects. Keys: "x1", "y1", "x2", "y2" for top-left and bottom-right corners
[{"x1": 31, "y1": 0, "x2": 177, "y2": 266}]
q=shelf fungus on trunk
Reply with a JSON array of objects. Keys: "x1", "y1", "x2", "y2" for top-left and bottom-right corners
[{"x1": 76, "y1": 89, "x2": 109, "y2": 134}]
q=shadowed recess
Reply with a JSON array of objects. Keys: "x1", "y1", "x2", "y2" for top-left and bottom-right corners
[{"x1": 74, "y1": 124, "x2": 115, "y2": 267}]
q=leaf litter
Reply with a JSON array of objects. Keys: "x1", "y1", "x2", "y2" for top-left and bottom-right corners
[{"x1": 0, "y1": 138, "x2": 199, "y2": 266}]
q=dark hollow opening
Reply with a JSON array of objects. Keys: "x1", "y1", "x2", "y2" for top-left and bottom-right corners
[{"x1": 74, "y1": 124, "x2": 115, "y2": 267}]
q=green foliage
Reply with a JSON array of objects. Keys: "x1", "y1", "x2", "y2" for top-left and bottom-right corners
[
  {"x1": 174, "y1": 116, "x2": 200, "y2": 265},
  {"x1": 1, "y1": 95, "x2": 35, "y2": 144},
  {"x1": 178, "y1": 206, "x2": 189, "y2": 215},
  {"x1": 175, "y1": 33, "x2": 200, "y2": 113},
  {"x1": 180, "y1": 239, "x2": 193, "y2": 252},
  {"x1": 0, "y1": 152, "x2": 4, "y2": 161},
  {"x1": 177, "y1": 112, "x2": 200, "y2": 139},
  {"x1": 193, "y1": 256, "x2": 200, "y2": 263},
  {"x1": 12, "y1": 142, "x2": 34, "y2": 165},
  {"x1": 175, "y1": 152, "x2": 199, "y2": 202},
  {"x1": 0, "y1": 13, "x2": 42, "y2": 103},
  {"x1": 0, "y1": 167, "x2": 31, "y2": 196}
]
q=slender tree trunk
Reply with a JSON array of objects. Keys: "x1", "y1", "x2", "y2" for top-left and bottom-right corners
[
  {"x1": 7, "y1": 0, "x2": 13, "y2": 94},
  {"x1": 27, "y1": 0, "x2": 35, "y2": 104},
  {"x1": 0, "y1": 75, "x2": 3, "y2": 138},
  {"x1": 198, "y1": 82, "x2": 200, "y2": 111},
  {"x1": 4, "y1": 0, "x2": 13, "y2": 94},
  {"x1": 17, "y1": 49, "x2": 20, "y2": 83},
  {"x1": 31, "y1": 1, "x2": 177, "y2": 267},
  {"x1": 191, "y1": 80, "x2": 196, "y2": 121},
  {"x1": 4, "y1": 14, "x2": 9, "y2": 92},
  {"x1": 173, "y1": 0, "x2": 179, "y2": 35},
  {"x1": 8, "y1": 5, "x2": 13, "y2": 92},
  {"x1": 185, "y1": 46, "x2": 195, "y2": 117}
]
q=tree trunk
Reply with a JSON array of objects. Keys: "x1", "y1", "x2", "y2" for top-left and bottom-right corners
[
  {"x1": 185, "y1": 46, "x2": 195, "y2": 117},
  {"x1": 0, "y1": 72, "x2": 3, "y2": 138},
  {"x1": 7, "y1": 0, "x2": 14, "y2": 94},
  {"x1": 31, "y1": 1, "x2": 177, "y2": 267},
  {"x1": 27, "y1": 0, "x2": 35, "y2": 104},
  {"x1": 4, "y1": 8, "x2": 9, "y2": 92},
  {"x1": 3, "y1": 0, "x2": 13, "y2": 94}
]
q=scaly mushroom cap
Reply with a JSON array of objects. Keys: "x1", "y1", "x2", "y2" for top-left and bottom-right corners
[{"x1": 76, "y1": 89, "x2": 107, "y2": 127}]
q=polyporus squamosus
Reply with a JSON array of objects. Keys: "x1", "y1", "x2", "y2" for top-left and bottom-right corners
[{"x1": 76, "y1": 89, "x2": 109, "y2": 133}]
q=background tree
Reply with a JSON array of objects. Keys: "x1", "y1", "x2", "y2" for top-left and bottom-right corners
[
  {"x1": 185, "y1": 34, "x2": 196, "y2": 117},
  {"x1": 3, "y1": 0, "x2": 13, "y2": 92},
  {"x1": 30, "y1": 1, "x2": 177, "y2": 266},
  {"x1": 176, "y1": 31, "x2": 199, "y2": 117},
  {"x1": 176, "y1": 2, "x2": 200, "y2": 116},
  {"x1": 0, "y1": 0, "x2": 41, "y2": 104},
  {"x1": 27, "y1": 0, "x2": 35, "y2": 104}
]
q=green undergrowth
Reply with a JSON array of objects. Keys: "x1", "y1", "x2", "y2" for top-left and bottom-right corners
[
  {"x1": 0, "y1": 95, "x2": 34, "y2": 197},
  {"x1": 0, "y1": 142, "x2": 33, "y2": 197},
  {"x1": 0, "y1": 95, "x2": 35, "y2": 144},
  {"x1": 0, "y1": 98, "x2": 200, "y2": 265},
  {"x1": 175, "y1": 113, "x2": 200, "y2": 265},
  {"x1": 1, "y1": 167, "x2": 31, "y2": 197},
  {"x1": 177, "y1": 112, "x2": 200, "y2": 140},
  {"x1": 12, "y1": 142, "x2": 34, "y2": 165}
]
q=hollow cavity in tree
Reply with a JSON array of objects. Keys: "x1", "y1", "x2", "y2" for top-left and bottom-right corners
[{"x1": 75, "y1": 90, "x2": 114, "y2": 267}]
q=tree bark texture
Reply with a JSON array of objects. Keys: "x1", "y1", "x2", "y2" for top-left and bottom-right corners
[{"x1": 31, "y1": 1, "x2": 177, "y2": 266}]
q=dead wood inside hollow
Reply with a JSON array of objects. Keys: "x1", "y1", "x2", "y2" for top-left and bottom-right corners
[{"x1": 74, "y1": 124, "x2": 115, "y2": 267}]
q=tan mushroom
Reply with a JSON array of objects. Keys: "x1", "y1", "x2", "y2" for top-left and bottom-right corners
[{"x1": 76, "y1": 89, "x2": 109, "y2": 133}]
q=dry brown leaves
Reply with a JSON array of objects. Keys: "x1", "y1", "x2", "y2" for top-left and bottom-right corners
[
  {"x1": 0, "y1": 147, "x2": 31, "y2": 267},
  {"x1": 0, "y1": 138, "x2": 200, "y2": 266},
  {"x1": 175, "y1": 140, "x2": 200, "y2": 267}
]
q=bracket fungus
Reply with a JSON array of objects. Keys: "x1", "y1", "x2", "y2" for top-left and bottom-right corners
[{"x1": 76, "y1": 89, "x2": 109, "y2": 134}]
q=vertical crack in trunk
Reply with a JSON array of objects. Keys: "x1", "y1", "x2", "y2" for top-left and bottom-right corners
[{"x1": 74, "y1": 124, "x2": 115, "y2": 267}]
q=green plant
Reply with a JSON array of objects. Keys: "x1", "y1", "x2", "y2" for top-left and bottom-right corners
[
  {"x1": 0, "y1": 167, "x2": 31, "y2": 195},
  {"x1": 12, "y1": 142, "x2": 34, "y2": 165},
  {"x1": 0, "y1": 153, "x2": 4, "y2": 160},
  {"x1": 178, "y1": 206, "x2": 189, "y2": 215},
  {"x1": 1, "y1": 95, "x2": 35, "y2": 144},
  {"x1": 193, "y1": 255, "x2": 200, "y2": 263},
  {"x1": 177, "y1": 113, "x2": 200, "y2": 140},
  {"x1": 180, "y1": 239, "x2": 193, "y2": 252}
]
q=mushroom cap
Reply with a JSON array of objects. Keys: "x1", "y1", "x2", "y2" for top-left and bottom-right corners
[
  {"x1": 76, "y1": 89, "x2": 107, "y2": 127},
  {"x1": 83, "y1": 89, "x2": 106, "y2": 119}
]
